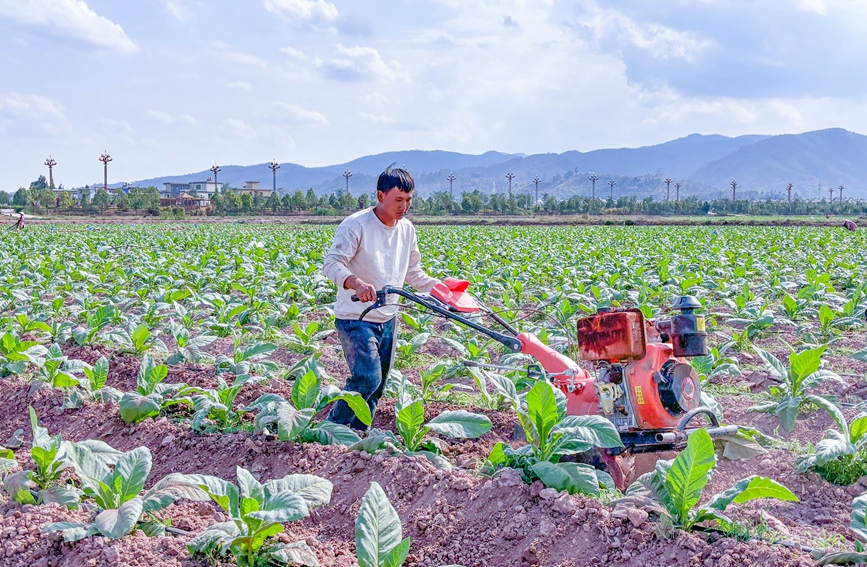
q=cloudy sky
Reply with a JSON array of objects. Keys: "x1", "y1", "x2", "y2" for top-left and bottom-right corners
[{"x1": 2, "y1": 0, "x2": 866, "y2": 189}]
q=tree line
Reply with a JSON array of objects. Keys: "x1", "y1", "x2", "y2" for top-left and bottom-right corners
[{"x1": 6, "y1": 176, "x2": 867, "y2": 217}]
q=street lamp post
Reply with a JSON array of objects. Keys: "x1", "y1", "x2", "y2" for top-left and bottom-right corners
[
  {"x1": 269, "y1": 160, "x2": 280, "y2": 194},
  {"x1": 829, "y1": 186, "x2": 835, "y2": 205},
  {"x1": 675, "y1": 181, "x2": 682, "y2": 202},
  {"x1": 343, "y1": 169, "x2": 352, "y2": 196},
  {"x1": 839, "y1": 184, "x2": 844, "y2": 205},
  {"x1": 589, "y1": 173, "x2": 598, "y2": 199},
  {"x1": 211, "y1": 164, "x2": 221, "y2": 193},
  {"x1": 99, "y1": 152, "x2": 112, "y2": 192},
  {"x1": 44, "y1": 156, "x2": 57, "y2": 189},
  {"x1": 447, "y1": 172, "x2": 456, "y2": 199},
  {"x1": 786, "y1": 183, "x2": 793, "y2": 205},
  {"x1": 664, "y1": 177, "x2": 672, "y2": 201},
  {"x1": 505, "y1": 170, "x2": 515, "y2": 200},
  {"x1": 533, "y1": 176, "x2": 540, "y2": 205},
  {"x1": 730, "y1": 180, "x2": 738, "y2": 201},
  {"x1": 608, "y1": 179, "x2": 615, "y2": 200}
]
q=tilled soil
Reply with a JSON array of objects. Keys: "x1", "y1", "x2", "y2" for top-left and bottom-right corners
[{"x1": 0, "y1": 366, "x2": 818, "y2": 567}]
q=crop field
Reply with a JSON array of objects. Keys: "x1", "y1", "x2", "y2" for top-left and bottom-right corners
[{"x1": 1, "y1": 223, "x2": 866, "y2": 567}]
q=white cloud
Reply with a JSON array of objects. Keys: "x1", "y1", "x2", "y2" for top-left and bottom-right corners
[
  {"x1": 0, "y1": 0, "x2": 138, "y2": 54},
  {"x1": 166, "y1": 0, "x2": 189, "y2": 21},
  {"x1": 210, "y1": 41, "x2": 267, "y2": 68},
  {"x1": 148, "y1": 110, "x2": 196, "y2": 125},
  {"x1": 317, "y1": 44, "x2": 404, "y2": 82},
  {"x1": 0, "y1": 92, "x2": 72, "y2": 136},
  {"x1": 271, "y1": 102, "x2": 329, "y2": 126},
  {"x1": 581, "y1": 7, "x2": 711, "y2": 61},
  {"x1": 264, "y1": 0, "x2": 338, "y2": 25},
  {"x1": 224, "y1": 118, "x2": 257, "y2": 140},
  {"x1": 280, "y1": 46, "x2": 308, "y2": 61}
]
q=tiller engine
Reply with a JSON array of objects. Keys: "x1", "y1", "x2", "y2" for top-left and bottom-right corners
[{"x1": 353, "y1": 279, "x2": 737, "y2": 487}]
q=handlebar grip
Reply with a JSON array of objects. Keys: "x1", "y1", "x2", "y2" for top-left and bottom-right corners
[{"x1": 351, "y1": 295, "x2": 360, "y2": 302}]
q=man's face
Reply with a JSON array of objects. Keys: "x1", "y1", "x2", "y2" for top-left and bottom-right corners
[{"x1": 378, "y1": 187, "x2": 413, "y2": 220}]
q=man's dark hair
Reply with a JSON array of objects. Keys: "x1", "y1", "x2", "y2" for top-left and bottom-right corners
[{"x1": 377, "y1": 163, "x2": 414, "y2": 194}]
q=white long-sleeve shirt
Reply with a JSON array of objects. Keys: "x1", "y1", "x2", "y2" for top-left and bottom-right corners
[{"x1": 323, "y1": 208, "x2": 438, "y2": 322}]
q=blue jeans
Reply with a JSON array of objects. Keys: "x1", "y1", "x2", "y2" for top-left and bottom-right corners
[{"x1": 328, "y1": 317, "x2": 397, "y2": 431}]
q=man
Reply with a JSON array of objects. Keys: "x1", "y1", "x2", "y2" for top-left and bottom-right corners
[{"x1": 323, "y1": 164, "x2": 439, "y2": 430}]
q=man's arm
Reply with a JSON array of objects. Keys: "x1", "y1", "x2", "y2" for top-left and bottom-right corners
[{"x1": 322, "y1": 223, "x2": 378, "y2": 302}]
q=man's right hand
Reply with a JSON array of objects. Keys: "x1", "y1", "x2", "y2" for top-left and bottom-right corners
[{"x1": 345, "y1": 276, "x2": 377, "y2": 302}]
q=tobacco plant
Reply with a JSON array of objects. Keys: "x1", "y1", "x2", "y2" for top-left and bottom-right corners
[
  {"x1": 356, "y1": 392, "x2": 492, "y2": 468},
  {"x1": 119, "y1": 354, "x2": 199, "y2": 423},
  {"x1": 247, "y1": 369, "x2": 371, "y2": 445},
  {"x1": 0, "y1": 331, "x2": 47, "y2": 376},
  {"x1": 616, "y1": 429, "x2": 798, "y2": 532},
  {"x1": 484, "y1": 381, "x2": 622, "y2": 495},
  {"x1": 795, "y1": 410, "x2": 867, "y2": 485},
  {"x1": 215, "y1": 340, "x2": 277, "y2": 376},
  {"x1": 45, "y1": 445, "x2": 208, "y2": 540},
  {"x1": 747, "y1": 345, "x2": 845, "y2": 431},
  {"x1": 191, "y1": 373, "x2": 258, "y2": 432},
  {"x1": 186, "y1": 468, "x2": 332, "y2": 567}
]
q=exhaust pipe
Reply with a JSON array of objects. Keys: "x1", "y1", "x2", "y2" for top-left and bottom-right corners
[{"x1": 654, "y1": 424, "x2": 739, "y2": 444}]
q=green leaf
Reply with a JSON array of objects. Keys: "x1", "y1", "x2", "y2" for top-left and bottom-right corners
[
  {"x1": 665, "y1": 428, "x2": 716, "y2": 526},
  {"x1": 753, "y1": 347, "x2": 787, "y2": 380},
  {"x1": 94, "y1": 497, "x2": 144, "y2": 539},
  {"x1": 775, "y1": 396, "x2": 802, "y2": 432},
  {"x1": 269, "y1": 541, "x2": 321, "y2": 567},
  {"x1": 850, "y1": 414, "x2": 867, "y2": 446},
  {"x1": 275, "y1": 406, "x2": 316, "y2": 442},
  {"x1": 329, "y1": 392, "x2": 372, "y2": 426},
  {"x1": 381, "y1": 537, "x2": 411, "y2": 567},
  {"x1": 789, "y1": 345, "x2": 825, "y2": 388},
  {"x1": 805, "y1": 394, "x2": 847, "y2": 437},
  {"x1": 425, "y1": 410, "x2": 492, "y2": 439},
  {"x1": 730, "y1": 476, "x2": 799, "y2": 504},
  {"x1": 246, "y1": 491, "x2": 310, "y2": 523},
  {"x1": 85, "y1": 356, "x2": 109, "y2": 390},
  {"x1": 486, "y1": 443, "x2": 509, "y2": 467},
  {"x1": 531, "y1": 461, "x2": 601, "y2": 496},
  {"x1": 263, "y1": 474, "x2": 333, "y2": 510},
  {"x1": 525, "y1": 381, "x2": 561, "y2": 447},
  {"x1": 706, "y1": 475, "x2": 798, "y2": 512},
  {"x1": 795, "y1": 430, "x2": 856, "y2": 473},
  {"x1": 356, "y1": 482, "x2": 405, "y2": 567},
  {"x1": 396, "y1": 400, "x2": 425, "y2": 450},
  {"x1": 141, "y1": 473, "x2": 210, "y2": 512},
  {"x1": 852, "y1": 493, "x2": 867, "y2": 541},
  {"x1": 4, "y1": 470, "x2": 36, "y2": 504},
  {"x1": 112, "y1": 447, "x2": 152, "y2": 503},
  {"x1": 236, "y1": 466, "x2": 265, "y2": 505},
  {"x1": 119, "y1": 392, "x2": 162, "y2": 423},
  {"x1": 291, "y1": 370, "x2": 321, "y2": 410},
  {"x1": 131, "y1": 323, "x2": 151, "y2": 351},
  {"x1": 303, "y1": 420, "x2": 361, "y2": 446},
  {"x1": 552, "y1": 415, "x2": 624, "y2": 453}
]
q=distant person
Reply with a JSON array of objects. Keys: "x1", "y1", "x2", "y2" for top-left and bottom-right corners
[
  {"x1": 843, "y1": 219, "x2": 858, "y2": 231},
  {"x1": 9, "y1": 213, "x2": 25, "y2": 231}
]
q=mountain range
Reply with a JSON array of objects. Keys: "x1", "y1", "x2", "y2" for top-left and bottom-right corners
[{"x1": 117, "y1": 128, "x2": 867, "y2": 200}]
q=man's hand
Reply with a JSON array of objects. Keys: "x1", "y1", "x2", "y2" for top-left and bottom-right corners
[{"x1": 345, "y1": 275, "x2": 377, "y2": 302}]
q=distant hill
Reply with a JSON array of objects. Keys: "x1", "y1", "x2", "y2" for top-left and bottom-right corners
[
  {"x1": 110, "y1": 129, "x2": 867, "y2": 200},
  {"x1": 689, "y1": 128, "x2": 867, "y2": 199}
]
